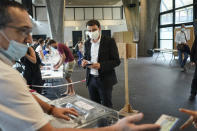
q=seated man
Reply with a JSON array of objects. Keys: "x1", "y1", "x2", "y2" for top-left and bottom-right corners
[
  {"x1": 0, "y1": 1, "x2": 160, "y2": 131},
  {"x1": 175, "y1": 24, "x2": 190, "y2": 72}
]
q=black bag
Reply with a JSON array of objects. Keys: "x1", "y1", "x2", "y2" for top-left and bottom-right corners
[
  {"x1": 177, "y1": 44, "x2": 185, "y2": 51},
  {"x1": 177, "y1": 44, "x2": 190, "y2": 54}
]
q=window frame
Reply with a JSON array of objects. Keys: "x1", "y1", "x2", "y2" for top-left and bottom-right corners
[{"x1": 158, "y1": 0, "x2": 195, "y2": 49}]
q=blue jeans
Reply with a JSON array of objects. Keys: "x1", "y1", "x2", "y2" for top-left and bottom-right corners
[{"x1": 178, "y1": 50, "x2": 188, "y2": 68}]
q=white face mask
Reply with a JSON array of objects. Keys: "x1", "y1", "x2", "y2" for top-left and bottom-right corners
[
  {"x1": 88, "y1": 30, "x2": 100, "y2": 40},
  {"x1": 0, "y1": 31, "x2": 28, "y2": 61},
  {"x1": 181, "y1": 28, "x2": 185, "y2": 32}
]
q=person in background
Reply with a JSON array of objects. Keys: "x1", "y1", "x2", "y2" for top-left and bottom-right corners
[
  {"x1": 36, "y1": 38, "x2": 45, "y2": 61},
  {"x1": 175, "y1": 24, "x2": 190, "y2": 72},
  {"x1": 43, "y1": 42, "x2": 51, "y2": 56},
  {"x1": 21, "y1": 44, "x2": 43, "y2": 94},
  {"x1": 189, "y1": 36, "x2": 197, "y2": 101},
  {"x1": 77, "y1": 41, "x2": 84, "y2": 66},
  {"x1": 32, "y1": 38, "x2": 39, "y2": 50},
  {"x1": 82, "y1": 20, "x2": 120, "y2": 108},
  {"x1": 43, "y1": 37, "x2": 50, "y2": 50},
  {"x1": 48, "y1": 40, "x2": 76, "y2": 96}
]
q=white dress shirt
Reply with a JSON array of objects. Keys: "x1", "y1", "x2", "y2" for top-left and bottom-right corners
[
  {"x1": 90, "y1": 38, "x2": 101, "y2": 76},
  {"x1": 175, "y1": 31, "x2": 190, "y2": 45}
]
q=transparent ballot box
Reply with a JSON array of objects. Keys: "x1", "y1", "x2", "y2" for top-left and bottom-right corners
[{"x1": 48, "y1": 95, "x2": 119, "y2": 128}]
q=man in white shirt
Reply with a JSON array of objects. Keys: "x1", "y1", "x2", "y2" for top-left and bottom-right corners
[
  {"x1": 82, "y1": 20, "x2": 120, "y2": 108},
  {"x1": 175, "y1": 24, "x2": 190, "y2": 72},
  {"x1": 0, "y1": 1, "x2": 160, "y2": 131}
]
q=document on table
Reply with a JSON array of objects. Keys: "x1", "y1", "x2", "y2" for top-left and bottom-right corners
[{"x1": 74, "y1": 101, "x2": 94, "y2": 110}]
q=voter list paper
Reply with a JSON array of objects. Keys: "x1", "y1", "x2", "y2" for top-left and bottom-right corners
[{"x1": 155, "y1": 114, "x2": 179, "y2": 131}]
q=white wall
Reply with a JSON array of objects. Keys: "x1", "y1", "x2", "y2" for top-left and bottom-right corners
[
  {"x1": 32, "y1": 6, "x2": 127, "y2": 46},
  {"x1": 32, "y1": 20, "x2": 127, "y2": 47}
]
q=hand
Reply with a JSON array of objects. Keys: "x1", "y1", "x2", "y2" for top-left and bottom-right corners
[
  {"x1": 52, "y1": 107, "x2": 78, "y2": 121},
  {"x1": 54, "y1": 65, "x2": 59, "y2": 70},
  {"x1": 113, "y1": 113, "x2": 160, "y2": 131},
  {"x1": 81, "y1": 59, "x2": 88, "y2": 67},
  {"x1": 179, "y1": 108, "x2": 197, "y2": 130},
  {"x1": 89, "y1": 63, "x2": 100, "y2": 70},
  {"x1": 191, "y1": 62, "x2": 195, "y2": 66}
]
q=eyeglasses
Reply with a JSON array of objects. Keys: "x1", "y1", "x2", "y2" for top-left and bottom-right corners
[{"x1": 6, "y1": 25, "x2": 32, "y2": 36}]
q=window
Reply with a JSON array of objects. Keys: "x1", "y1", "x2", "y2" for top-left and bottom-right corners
[
  {"x1": 160, "y1": 27, "x2": 173, "y2": 39},
  {"x1": 175, "y1": 6, "x2": 193, "y2": 24},
  {"x1": 160, "y1": 13, "x2": 173, "y2": 25},
  {"x1": 159, "y1": 0, "x2": 194, "y2": 49},
  {"x1": 175, "y1": 0, "x2": 193, "y2": 8},
  {"x1": 160, "y1": 0, "x2": 173, "y2": 12},
  {"x1": 160, "y1": 40, "x2": 173, "y2": 49},
  {"x1": 160, "y1": 27, "x2": 173, "y2": 49}
]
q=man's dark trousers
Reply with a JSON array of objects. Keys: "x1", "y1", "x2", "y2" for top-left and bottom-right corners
[{"x1": 88, "y1": 75, "x2": 113, "y2": 108}]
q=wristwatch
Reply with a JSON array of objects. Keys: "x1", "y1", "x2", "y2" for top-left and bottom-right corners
[{"x1": 48, "y1": 105, "x2": 56, "y2": 115}]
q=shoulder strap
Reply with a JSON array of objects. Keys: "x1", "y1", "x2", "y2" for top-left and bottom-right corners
[{"x1": 183, "y1": 32, "x2": 187, "y2": 42}]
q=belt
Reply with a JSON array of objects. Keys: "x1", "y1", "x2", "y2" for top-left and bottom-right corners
[{"x1": 90, "y1": 74, "x2": 99, "y2": 78}]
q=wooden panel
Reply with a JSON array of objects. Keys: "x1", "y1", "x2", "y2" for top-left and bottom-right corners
[
  {"x1": 113, "y1": 32, "x2": 123, "y2": 43},
  {"x1": 116, "y1": 43, "x2": 126, "y2": 58},
  {"x1": 114, "y1": 31, "x2": 137, "y2": 58},
  {"x1": 126, "y1": 43, "x2": 137, "y2": 58},
  {"x1": 123, "y1": 31, "x2": 133, "y2": 43},
  {"x1": 113, "y1": 31, "x2": 133, "y2": 43},
  {"x1": 116, "y1": 43, "x2": 137, "y2": 59}
]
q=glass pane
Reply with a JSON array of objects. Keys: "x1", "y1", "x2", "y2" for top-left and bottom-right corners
[
  {"x1": 160, "y1": 27, "x2": 173, "y2": 39},
  {"x1": 160, "y1": 0, "x2": 173, "y2": 12},
  {"x1": 175, "y1": 0, "x2": 193, "y2": 8},
  {"x1": 160, "y1": 13, "x2": 173, "y2": 25},
  {"x1": 160, "y1": 40, "x2": 173, "y2": 49},
  {"x1": 175, "y1": 6, "x2": 193, "y2": 24}
]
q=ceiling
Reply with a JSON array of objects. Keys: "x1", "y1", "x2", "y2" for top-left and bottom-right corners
[{"x1": 33, "y1": 0, "x2": 121, "y2": 6}]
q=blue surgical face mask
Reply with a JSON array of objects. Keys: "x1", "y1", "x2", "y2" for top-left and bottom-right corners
[
  {"x1": 0, "y1": 31, "x2": 28, "y2": 61},
  {"x1": 181, "y1": 28, "x2": 185, "y2": 32}
]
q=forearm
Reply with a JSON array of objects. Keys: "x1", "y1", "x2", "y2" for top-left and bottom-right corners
[
  {"x1": 41, "y1": 52, "x2": 45, "y2": 60},
  {"x1": 57, "y1": 57, "x2": 64, "y2": 67},
  {"x1": 32, "y1": 94, "x2": 51, "y2": 114}
]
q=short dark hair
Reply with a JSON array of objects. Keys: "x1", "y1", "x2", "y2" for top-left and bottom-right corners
[
  {"x1": 48, "y1": 40, "x2": 57, "y2": 46},
  {"x1": 86, "y1": 20, "x2": 101, "y2": 28},
  {"x1": 0, "y1": 1, "x2": 26, "y2": 29},
  {"x1": 38, "y1": 39, "x2": 44, "y2": 44}
]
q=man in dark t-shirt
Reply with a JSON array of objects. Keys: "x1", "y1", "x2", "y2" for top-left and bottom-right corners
[{"x1": 48, "y1": 40, "x2": 76, "y2": 95}]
